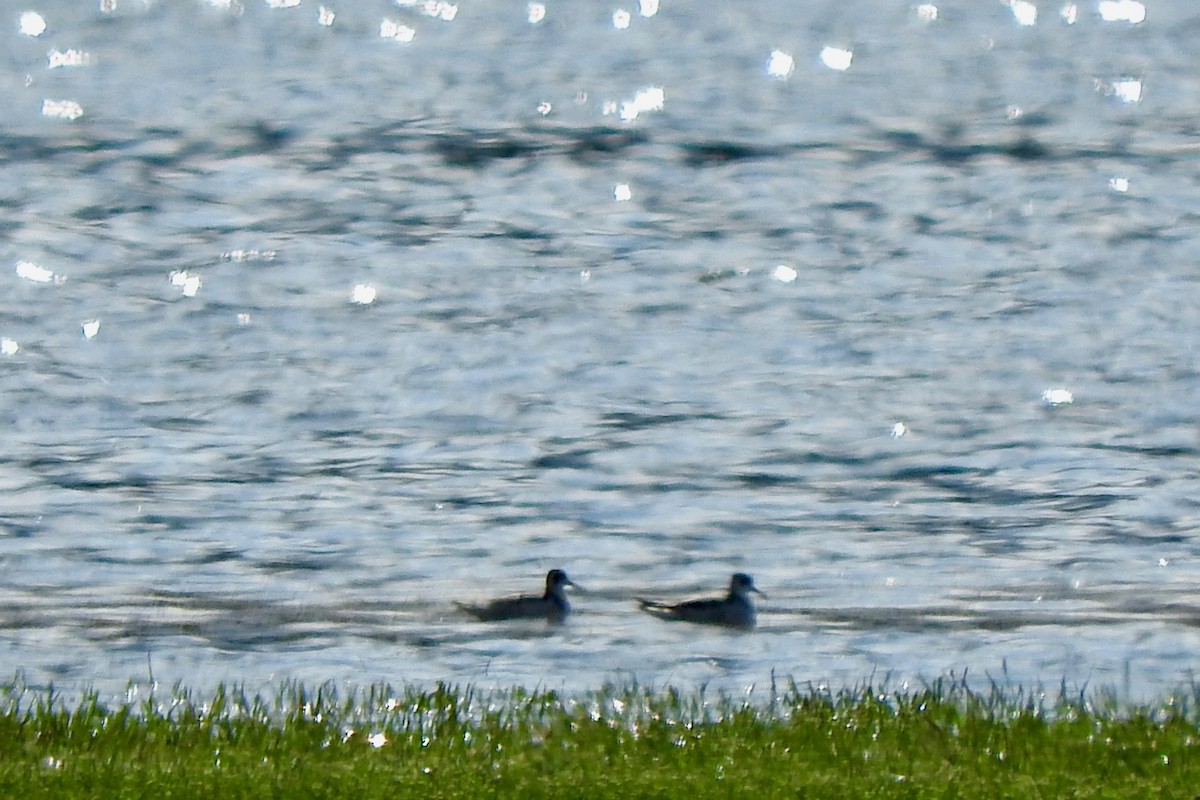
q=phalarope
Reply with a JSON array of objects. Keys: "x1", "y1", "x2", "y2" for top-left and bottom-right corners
[
  {"x1": 456, "y1": 569, "x2": 579, "y2": 623},
  {"x1": 637, "y1": 573, "x2": 763, "y2": 629}
]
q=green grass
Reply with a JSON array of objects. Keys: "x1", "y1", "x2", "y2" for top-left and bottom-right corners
[{"x1": 0, "y1": 675, "x2": 1197, "y2": 798}]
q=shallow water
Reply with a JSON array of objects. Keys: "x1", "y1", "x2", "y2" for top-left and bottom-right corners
[{"x1": 2, "y1": 0, "x2": 1199, "y2": 701}]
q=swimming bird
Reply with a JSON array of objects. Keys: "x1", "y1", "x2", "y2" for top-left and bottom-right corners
[
  {"x1": 636, "y1": 573, "x2": 763, "y2": 629},
  {"x1": 456, "y1": 569, "x2": 579, "y2": 623}
]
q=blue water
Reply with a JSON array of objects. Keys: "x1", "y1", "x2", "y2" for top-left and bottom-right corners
[{"x1": 2, "y1": 0, "x2": 1199, "y2": 701}]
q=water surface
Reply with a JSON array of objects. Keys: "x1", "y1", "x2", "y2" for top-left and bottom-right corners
[{"x1": 1, "y1": 0, "x2": 1199, "y2": 701}]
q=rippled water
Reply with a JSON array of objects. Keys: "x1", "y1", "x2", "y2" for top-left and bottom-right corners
[{"x1": 2, "y1": 0, "x2": 1199, "y2": 700}]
